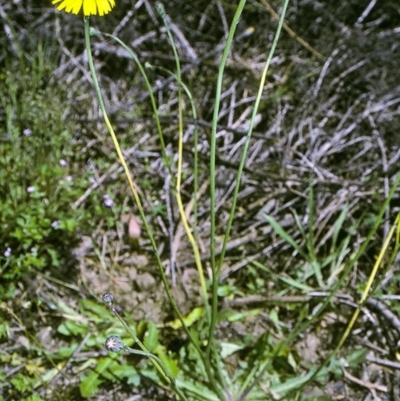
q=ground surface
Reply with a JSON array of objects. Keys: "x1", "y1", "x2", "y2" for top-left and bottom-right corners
[{"x1": 1, "y1": 1, "x2": 400, "y2": 400}]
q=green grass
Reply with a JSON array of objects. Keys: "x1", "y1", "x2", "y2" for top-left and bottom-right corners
[{"x1": 0, "y1": 46, "x2": 127, "y2": 298}]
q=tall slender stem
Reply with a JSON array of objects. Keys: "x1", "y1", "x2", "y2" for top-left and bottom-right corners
[{"x1": 206, "y1": 0, "x2": 247, "y2": 389}]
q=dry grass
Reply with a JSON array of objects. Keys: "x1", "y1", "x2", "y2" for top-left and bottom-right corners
[{"x1": 2, "y1": 0, "x2": 400, "y2": 400}]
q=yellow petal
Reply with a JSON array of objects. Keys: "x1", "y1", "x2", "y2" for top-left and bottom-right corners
[
  {"x1": 83, "y1": 0, "x2": 96, "y2": 16},
  {"x1": 52, "y1": 0, "x2": 83, "y2": 15},
  {"x1": 51, "y1": 0, "x2": 115, "y2": 16}
]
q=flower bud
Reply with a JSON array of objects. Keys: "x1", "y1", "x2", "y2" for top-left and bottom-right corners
[
  {"x1": 105, "y1": 335, "x2": 124, "y2": 353},
  {"x1": 102, "y1": 292, "x2": 113, "y2": 305}
]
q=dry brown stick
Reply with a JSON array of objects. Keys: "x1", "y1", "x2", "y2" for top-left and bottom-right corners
[
  {"x1": 365, "y1": 297, "x2": 400, "y2": 334},
  {"x1": 227, "y1": 293, "x2": 400, "y2": 343},
  {"x1": 343, "y1": 367, "x2": 388, "y2": 393},
  {"x1": 367, "y1": 356, "x2": 400, "y2": 371}
]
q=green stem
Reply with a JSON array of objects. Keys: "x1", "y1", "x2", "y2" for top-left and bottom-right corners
[
  {"x1": 156, "y1": 2, "x2": 209, "y2": 310},
  {"x1": 123, "y1": 345, "x2": 188, "y2": 401},
  {"x1": 155, "y1": 4, "x2": 225, "y2": 399},
  {"x1": 83, "y1": 17, "x2": 189, "y2": 401},
  {"x1": 206, "y1": 0, "x2": 247, "y2": 392},
  {"x1": 104, "y1": 297, "x2": 186, "y2": 398},
  {"x1": 83, "y1": 15, "x2": 196, "y2": 352}
]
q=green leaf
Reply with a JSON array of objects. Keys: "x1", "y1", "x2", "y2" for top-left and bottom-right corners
[
  {"x1": 23, "y1": 394, "x2": 44, "y2": 401},
  {"x1": 106, "y1": 361, "x2": 140, "y2": 386},
  {"x1": 167, "y1": 306, "x2": 204, "y2": 329},
  {"x1": 54, "y1": 298, "x2": 81, "y2": 315},
  {"x1": 270, "y1": 368, "x2": 320, "y2": 395},
  {"x1": 220, "y1": 342, "x2": 244, "y2": 358},
  {"x1": 143, "y1": 321, "x2": 159, "y2": 352},
  {"x1": 79, "y1": 357, "x2": 115, "y2": 398},
  {"x1": 53, "y1": 344, "x2": 78, "y2": 358},
  {"x1": 11, "y1": 373, "x2": 35, "y2": 393},
  {"x1": 60, "y1": 218, "x2": 77, "y2": 231},
  {"x1": 346, "y1": 347, "x2": 367, "y2": 367},
  {"x1": 80, "y1": 299, "x2": 113, "y2": 321},
  {"x1": 0, "y1": 322, "x2": 10, "y2": 339},
  {"x1": 154, "y1": 344, "x2": 179, "y2": 378},
  {"x1": 57, "y1": 320, "x2": 87, "y2": 337},
  {"x1": 263, "y1": 214, "x2": 308, "y2": 259},
  {"x1": 79, "y1": 371, "x2": 102, "y2": 398},
  {"x1": 46, "y1": 248, "x2": 60, "y2": 267},
  {"x1": 278, "y1": 274, "x2": 314, "y2": 292}
]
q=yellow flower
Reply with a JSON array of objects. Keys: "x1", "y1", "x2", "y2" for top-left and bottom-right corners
[{"x1": 52, "y1": 0, "x2": 115, "y2": 16}]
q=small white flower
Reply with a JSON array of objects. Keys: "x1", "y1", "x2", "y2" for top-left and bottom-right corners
[
  {"x1": 4, "y1": 247, "x2": 11, "y2": 258},
  {"x1": 27, "y1": 186, "x2": 36, "y2": 193},
  {"x1": 104, "y1": 197, "x2": 114, "y2": 208},
  {"x1": 59, "y1": 159, "x2": 68, "y2": 167},
  {"x1": 51, "y1": 221, "x2": 59, "y2": 229},
  {"x1": 23, "y1": 128, "x2": 32, "y2": 136},
  {"x1": 65, "y1": 176, "x2": 73, "y2": 182}
]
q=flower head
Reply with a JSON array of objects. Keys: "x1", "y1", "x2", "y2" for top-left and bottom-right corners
[
  {"x1": 105, "y1": 335, "x2": 125, "y2": 353},
  {"x1": 52, "y1": 0, "x2": 115, "y2": 17},
  {"x1": 102, "y1": 292, "x2": 113, "y2": 305},
  {"x1": 103, "y1": 194, "x2": 114, "y2": 208}
]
